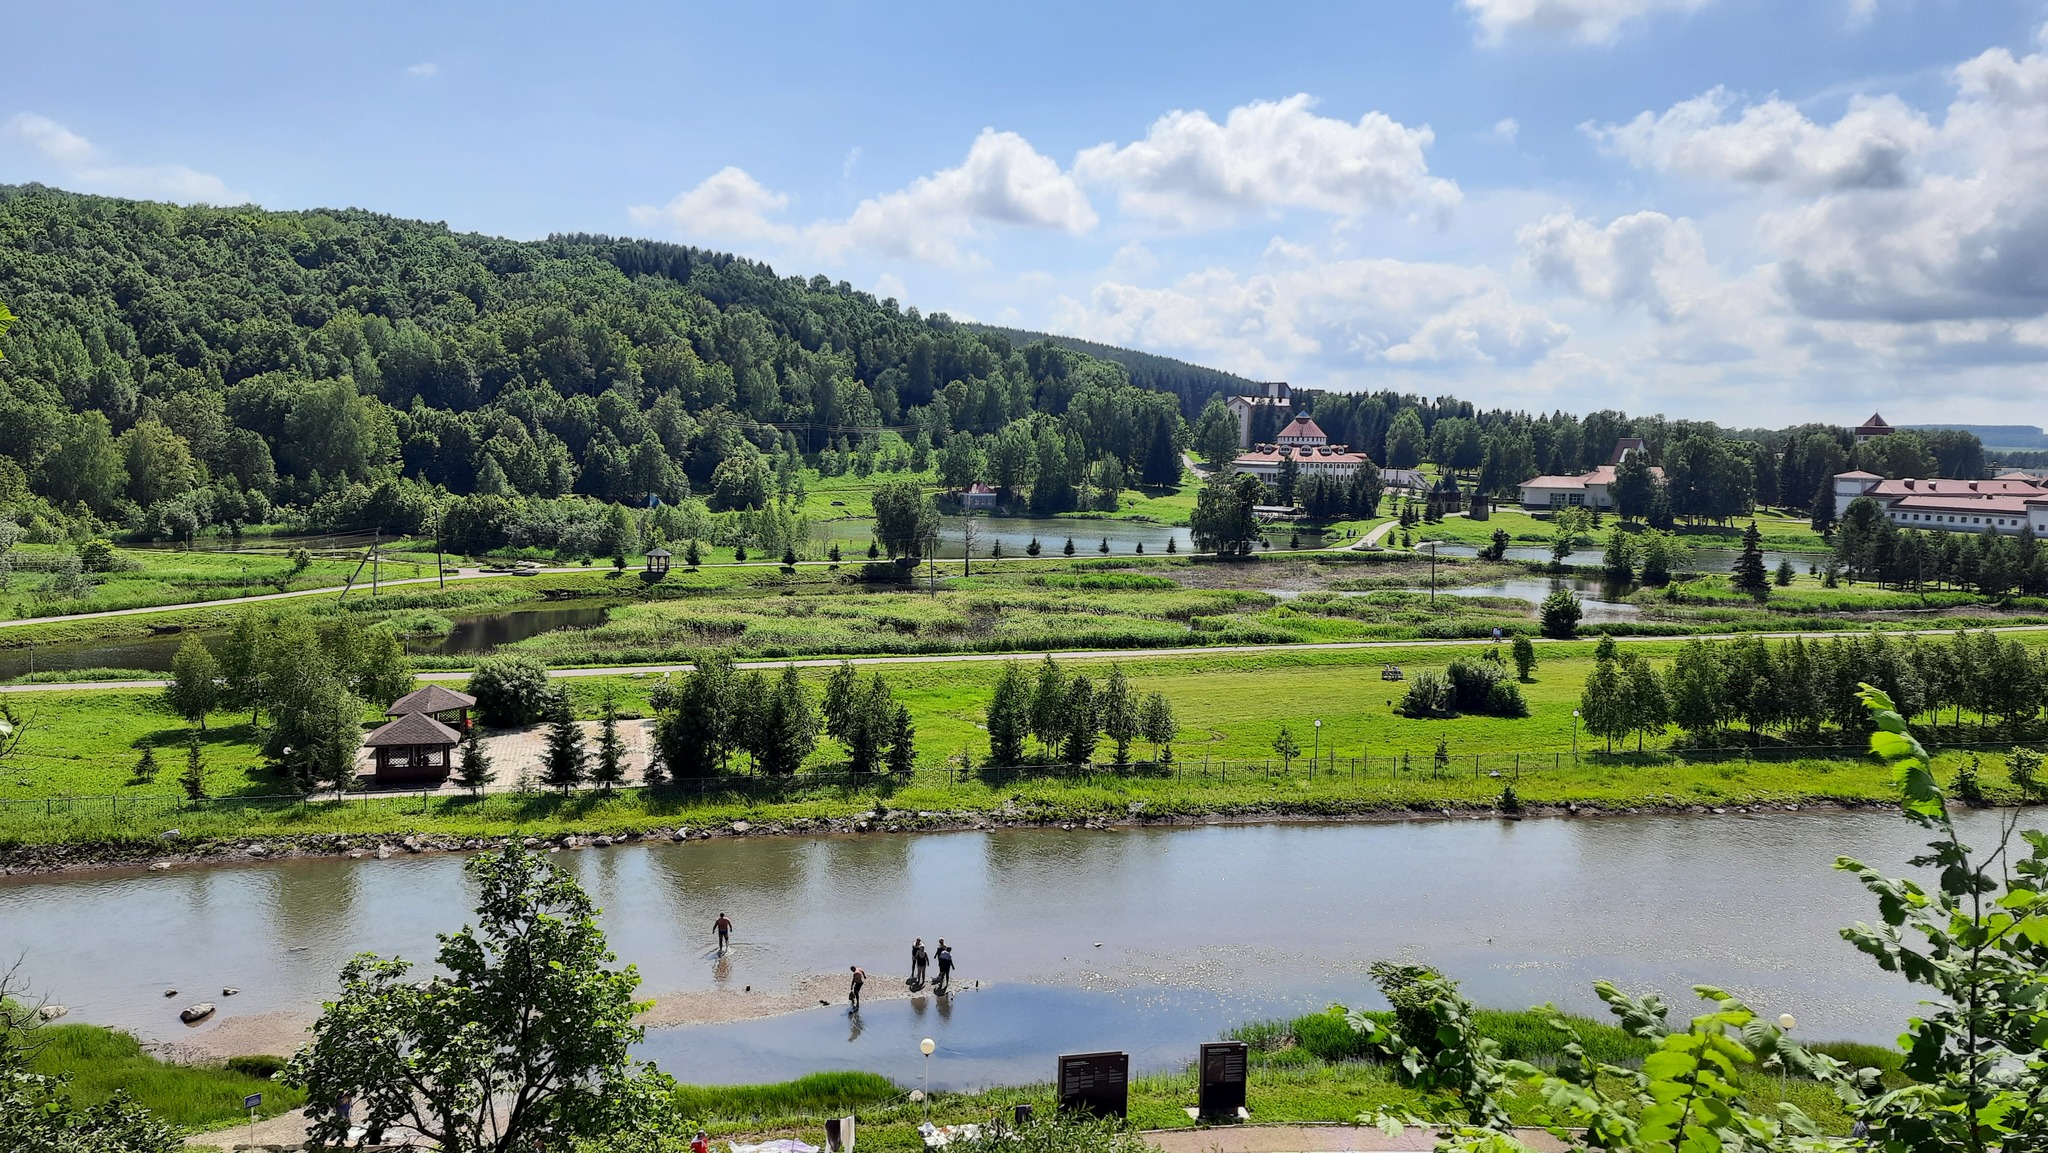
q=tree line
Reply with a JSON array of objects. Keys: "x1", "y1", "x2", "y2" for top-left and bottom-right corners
[
  {"x1": 1832, "y1": 495, "x2": 2048, "y2": 597},
  {"x1": 1577, "y1": 629, "x2": 2047, "y2": 752}
]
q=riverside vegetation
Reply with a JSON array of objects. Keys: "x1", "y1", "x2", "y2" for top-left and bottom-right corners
[{"x1": 10, "y1": 692, "x2": 2033, "y2": 1152}]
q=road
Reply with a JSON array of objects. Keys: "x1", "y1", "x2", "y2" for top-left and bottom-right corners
[{"x1": 13, "y1": 620, "x2": 2048, "y2": 694}]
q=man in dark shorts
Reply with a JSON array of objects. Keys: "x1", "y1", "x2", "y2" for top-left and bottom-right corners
[
  {"x1": 911, "y1": 938, "x2": 928, "y2": 985},
  {"x1": 934, "y1": 940, "x2": 954, "y2": 992},
  {"x1": 713, "y1": 913, "x2": 733, "y2": 952},
  {"x1": 849, "y1": 965, "x2": 865, "y2": 1011}
]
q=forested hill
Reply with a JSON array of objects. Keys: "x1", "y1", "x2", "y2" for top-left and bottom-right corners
[
  {"x1": 0, "y1": 184, "x2": 1193, "y2": 537},
  {"x1": 966, "y1": 324, "x2": 1262, "y2": 413}
]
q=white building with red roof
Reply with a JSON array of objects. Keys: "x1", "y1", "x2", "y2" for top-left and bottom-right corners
[
  {"x1": 1833, "y1": 470, "x2": 2048, "y2": 535},
  {"x1": 1517, "y1": 440, "x2": 1662, "y2": 512},
  {"x1": 1225, "y1": 381, "x2": 1292, "y2": 447}
]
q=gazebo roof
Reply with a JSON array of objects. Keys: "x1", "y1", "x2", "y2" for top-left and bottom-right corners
[
  {"x1": 645, "y1": 546, "x2": 672, "y2": 557},
  {"x1": 363, "y1": 712, "x2": 462, "y2": 748},
  {"x1": 386, "y1": 684, "x2": 478, "y2": 717}
]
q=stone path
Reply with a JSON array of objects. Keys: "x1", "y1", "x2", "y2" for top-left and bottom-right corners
[{"x1": 349, "y1": 718, "x2": 661, "y2": 795}]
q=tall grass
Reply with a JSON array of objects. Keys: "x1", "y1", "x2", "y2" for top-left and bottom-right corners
[
  {"x1": 672, "y1": 1071, "x2": 900, "y2": 1122},
  {"x1": 25, "y1": 1021, "x2": 305, "y2": 1129}
]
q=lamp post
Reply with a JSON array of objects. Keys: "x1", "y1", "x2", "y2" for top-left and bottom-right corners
[
  {"x1": 1426, "y1": 541, "x2": 1439, "y2": 610},
  {"x1": 1777, "y1": 1014, "x2": 1795, "y2": 1097},
  {"x1": 1312, "y1": 719, "x2": 1322, "y2": 774},
  {"x1": 1571, "y1": 709, "x2": 1580, "y2": 764},
  {"x1": 919, "y1": 1037, "x2": 936, "y2": 1121}
]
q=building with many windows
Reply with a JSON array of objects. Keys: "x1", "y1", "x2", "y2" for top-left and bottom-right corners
[
  {"x1": 1517, "y1": 440, "x2": 1661, "y2": 512},
  {"x1": 1224, "y1": 381, "x2": 1293, "y2": 448},
  {"x1": 1231, "y1": 412, "x2": 1379, "y2": 483},
  {"x1": 1833, "y1": 470, "x2": 2048, "y2": 535}
]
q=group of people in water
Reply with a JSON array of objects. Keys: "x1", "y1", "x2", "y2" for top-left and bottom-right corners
[
  {"x1": 850, "y1": 937, "x2": 952, "y2": 1011},
  {"x1": 714, "y1": 912, "x2": 954, "y2": 1014}
]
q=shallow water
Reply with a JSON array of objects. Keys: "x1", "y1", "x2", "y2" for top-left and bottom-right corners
[
  {"x1": 810, "y1": 517, "x2": 1326, "y2": 561},
  {"x1": 0, "y1": 811, "x2": 2014, "y2": 1085}
]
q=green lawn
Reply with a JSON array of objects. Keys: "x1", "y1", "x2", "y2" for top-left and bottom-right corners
[
  {"x1": 1412, "y1": 508, "x2": 1831, "y2": 553},
  {"x1": 0, "y1": 543, "x2": 413, "y2": 622},
  {"x1": 7, "y1": 639, "x2": 2042, "y2": 846}
]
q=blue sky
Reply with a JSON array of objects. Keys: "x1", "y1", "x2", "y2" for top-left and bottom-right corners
[{"x1": 6, "y1": 0, "x2": 2048, "y2": 424}]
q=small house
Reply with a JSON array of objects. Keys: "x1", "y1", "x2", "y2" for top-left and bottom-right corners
[{"x1": 960, "y1": 482, "x2": 998, "y2": 511}]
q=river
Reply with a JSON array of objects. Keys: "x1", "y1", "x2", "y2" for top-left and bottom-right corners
[
  {"x1": 0, "y1": 810, "x2": 2005, "y2": 1087},
  {"x1": 810, "y1": 517, "x2": 1329, "y2": 560}
]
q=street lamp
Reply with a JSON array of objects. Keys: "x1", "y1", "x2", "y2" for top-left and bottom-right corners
[
  {"x1": 1313, "y1": 719, "x2": 1322, "y2": 774},
  {"x1": 1425, "y1": 541, "x2": 1439, "y2": 610},
  {"x1": 1571, "y1": 709, "x2": 1580, "y2": 763},
  {"x1": 919, "y1": 1037, "x2": 936, "y2": 1120}
]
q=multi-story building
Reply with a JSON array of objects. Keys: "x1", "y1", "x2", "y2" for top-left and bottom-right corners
[{"x1": 1832, "y1": 470, "x2": 2048, "y2": 535}]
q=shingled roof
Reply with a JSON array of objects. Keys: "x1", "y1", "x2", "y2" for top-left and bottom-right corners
[
  {"x1": 386, "y1": 684, "x2": 479, "y2": 717},
  {"x1": 363, "y1": 712, "x2": 461, "y2": 748}
]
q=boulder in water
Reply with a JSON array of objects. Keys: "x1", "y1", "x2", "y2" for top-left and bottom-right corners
[
  {"x1": 179, "y1": 1002, "x2": 215, "y2": 1023},
  {"x1": 37, "y1": 1005, "x2": 66, "y2": 1021}
]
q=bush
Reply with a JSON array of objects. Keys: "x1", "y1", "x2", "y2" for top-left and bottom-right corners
[
  {"x1": 1397, "y1": 669, "x2": 1455, "y2": 718},
  {"x1": 1539, "y1": 589, "x2": 1582, "y2": 638},
  {"x1": 225, "y1": 1054, "x2": 288, "y2": 1079},
  {"x1": 466, "y1": 655, "x2": 554, "y2": 727}
]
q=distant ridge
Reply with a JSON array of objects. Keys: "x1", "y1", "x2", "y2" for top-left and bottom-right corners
[
  {"x1": 1905, "y1": 424, "x2": 2048, "y2": 451},
  {"x1": 968, "y1": 324, "x2": 1265, "y2": 413}
]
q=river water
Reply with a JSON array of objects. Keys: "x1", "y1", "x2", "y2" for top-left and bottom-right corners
[
  {"x1": 0, "y1": 811, "x2": 2010, "y2": 1087},
  {"x1": 810, "y1": 517, "x2": 1328, "y2": 561}
]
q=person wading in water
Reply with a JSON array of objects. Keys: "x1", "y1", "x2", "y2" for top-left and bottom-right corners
[
  {"x1": 934, "y1": 939, "x2": 954, "y2": 994},
  {"x1": 713, "y1": 912, "x2": 733, "y2": 953},
  {"x1": 910, "y1": 938, "x2": 928, "y2": 988},
  {"x1": 848, "y1": 964, "x2": 866, "y2": 1011}
]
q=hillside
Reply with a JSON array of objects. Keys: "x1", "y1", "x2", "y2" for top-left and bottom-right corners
[
  {"x1": 966, "y1": 323, "x2": 1266, "y2": 413},
  {"x1": 1905, "y1": 424, "x2": 2048, "y2": 451},
  {"x1": 0, "y1": 185, "x2": 1186, "y2": 539}
]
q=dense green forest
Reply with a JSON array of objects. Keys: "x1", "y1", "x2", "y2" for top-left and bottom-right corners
[{"x1": 0, "y1": 184, "x2": 1994, "y2": 556}]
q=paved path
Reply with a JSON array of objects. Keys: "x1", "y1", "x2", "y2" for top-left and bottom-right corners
[
  {"x1": 1328, "y1": 519, "x2": 1399, "y2": 551},
  {"x1": 1146, "y1": 1125, "x2": 1568, "y2": 1153},
  {"x1": 16, "y1": 619, "x2": 2048, "y2": 694}
]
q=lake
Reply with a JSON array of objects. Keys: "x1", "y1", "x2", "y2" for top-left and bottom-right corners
[{"x1": 0, "y1": 810, "x2": 2004, "y2": 1088}]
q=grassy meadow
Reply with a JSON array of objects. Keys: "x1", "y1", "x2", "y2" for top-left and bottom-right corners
[{"x1": 1409, "y1": 507, "x2": 1831, "y2": 553}]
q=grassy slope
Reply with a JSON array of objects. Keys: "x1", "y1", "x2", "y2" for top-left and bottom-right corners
[
  {"x1": 26, "y1": 1021, "x2": 304, "y2": 1129},
  {"x1": 0, "y1": 544, "x2": 409, "y2": 622}
]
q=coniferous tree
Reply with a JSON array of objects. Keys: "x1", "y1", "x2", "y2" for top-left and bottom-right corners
[
  {"x1": 1098, "y1": 665, "x2": 1140, "y2": 766},
  {"x1": 455, "y1": 727, "x2": 496, "y2": 796},
  {"x1": 181, "y1": 736, "x2": 206, "y2": 800},
  {"x1": 1059, "y1": 674, "x2": 1098, "y2": 765},
  {"x1": 985, "y1": 662, "x2": 1032, "y2": 766},
  {"x1": 541, "y1": 690, "x2": 587, "y2": 793},
  {"x1": 1139, "y1": 691, "x2": 1177, "y2": 762},
  {"x1": 590, "y1": 693, "x2": 627, "y2": 793},
  {"x1": 888, "y1": 704, "x2": 916, "y2": 774},
  {"x1": 1732, "y1": 520, "x2": 1771, "y2": 598},
  {"x1": 761, "y1": 665, "x2": 820, "y2": 776},
  {"x1": 1029, "y1": 655, "x2": 1067, "y2": 757}
]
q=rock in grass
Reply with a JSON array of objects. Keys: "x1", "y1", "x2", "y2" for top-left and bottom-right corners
[
  {"x1": 179, "y1": 1002, "x2": 215, "y2": 1023},
  {"x1": 37, "y1": 1005, "x2": 66, "y2": 1021}
]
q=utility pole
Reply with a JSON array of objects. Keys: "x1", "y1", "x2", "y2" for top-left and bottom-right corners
[{"x1": 370, "y1": 529, "x2": 380, "y2": 596}]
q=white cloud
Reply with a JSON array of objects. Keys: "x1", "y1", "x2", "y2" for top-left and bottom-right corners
[
  {"x1": 1589, "y1": 35, "x2": 2048, "y2": 324},
  {"x1": 1073, "y1": 95, "x2": 1458, "y2": 228},
  {"x1": 1052, "y1": 246, "x2": 1566, "y2": 379},
  {"x1": 406, "y1": 62, "x2": 438, "y2": 77},
  {"x1": 1461, "y1": 0, "x2": 1713, "y2": 45},
  {"x1": 1588, "y1": 87, "x2": 1932, "y2": 191},
  {"x1": 628, "y1": 166, "x2": 796, "y2": 244},
  {"x1": 1, "y1": 112, "x2": 234, "y2": 202},
  {"x1": 1492, "y1": 117, "x2": 1520, "y2": 143},
  {"x1": 1520, "y1": 209, "x2": 1715, "y2": 322},
  {"x1": 809, "y1": 128, "x2": 1095, "y2": 264}
]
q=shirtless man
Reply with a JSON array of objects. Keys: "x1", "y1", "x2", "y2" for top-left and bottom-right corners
[
  {"x1": 849, "y1": 965, "x2": 866, "y2": 1011},
  {"x1": 713, "y1": 912, "x2": 733, "y2": 953}
]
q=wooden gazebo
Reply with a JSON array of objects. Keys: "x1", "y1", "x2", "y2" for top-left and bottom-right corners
[
  {"x1": 362, "y1": 711, "x2": 460, "y2": 786},
  {"x1": 644, "y1": 547, "x2": 671, "y2": 575},
  {"x1": 386, "y1": 684, "x2": 477, "y2": 726}
]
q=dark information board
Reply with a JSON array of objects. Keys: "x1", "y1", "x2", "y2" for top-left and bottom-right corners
[
  {"x1": 1197, "y1": 1041, "x2": 1249, "y2": 1120},
  {"x1": 1058, "y1": 1050, "x2": 1130, "y2": 1119}
]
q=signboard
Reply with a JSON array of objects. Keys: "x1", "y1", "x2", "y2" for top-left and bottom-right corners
[
  {"x1": 243, "y1": 1093, "x2": 263, "y2": 1111},
  {"x1": 1057, "y1": 1050, "x2": 1129, "y2": 1119},
  {"x1": 1197, "y1": 1041, "x2": 1249, "y2": 1121}
]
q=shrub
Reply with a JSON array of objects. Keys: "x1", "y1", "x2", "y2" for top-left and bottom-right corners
[
  {"x1": 225, "y1": 1054, "x2": 288, "y2": 1079},
  {"x1": 1539, "y1": 589, "x2": 1582, "y2": 638},
  {"x1": 466, "y1": 655, "x2": 554, "y2": 727},
  {"x1": 1397, "y1": 670, "x2": 1455, "y2": 718},
  {"x1": 2010, "y1": 746, "x2": 2042, "y2": 793}
]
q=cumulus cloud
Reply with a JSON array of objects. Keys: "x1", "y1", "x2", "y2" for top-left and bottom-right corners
[
  {"x1": 1590, "y1": 35, "x2": 2048, "y2": 324},
  {"x1": 1588, "y1": 87, "x2": 1931, "y2": 191},
  {"x1": 1520, "y1": 209, "x2": 1715, "y2": 322},
  {"x1": 632, "y1": 130, "x2": 1092, "y2": 265},
  {"x1": 809, "y1": 128, "x2": 1095, "y2": 264},
  {"x1": 1073, "y1": 95, "x2": 1458, "y2": 228},
  {"x1": 1, "y1": 112, "x2": 234, "y2": 202},
  {"x1": 628, "y1": 166, "x2": 796, "y2": 243},
  {"x1": 1461, "y1": 0, "x2": 1713, "y2": 45},
  {"x1": 1052, "y1": 246, "x2": 1566, "y2": 379},
  {"x1": 406, "y1": 62, "x2": 438, "y2": 77}
]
